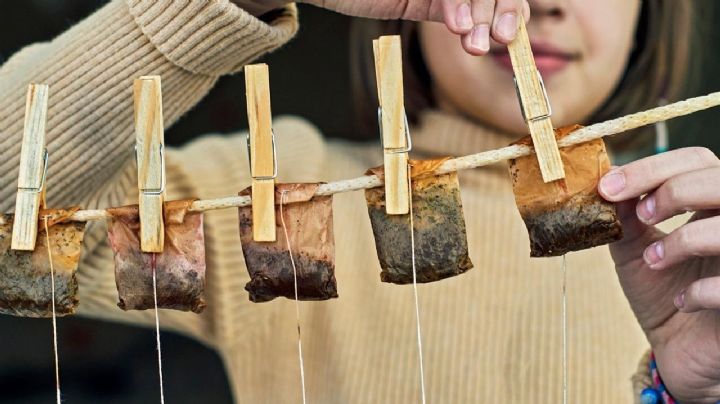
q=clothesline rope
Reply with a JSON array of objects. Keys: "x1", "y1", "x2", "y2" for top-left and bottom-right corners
[{"x1": 67, "y1": 91, "x2": 720, "y2": 223}]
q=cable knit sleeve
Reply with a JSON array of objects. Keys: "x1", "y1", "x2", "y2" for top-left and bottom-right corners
[{"x1": 0, "y1": 0, "x2": 298, "y2": 213}]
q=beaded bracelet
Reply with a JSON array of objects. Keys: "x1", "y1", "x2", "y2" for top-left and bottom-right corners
[{"x1": 640, "y1": 352, "x2": 676, "y2": 404}]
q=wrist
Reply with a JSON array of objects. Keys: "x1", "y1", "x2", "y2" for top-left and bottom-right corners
[{"x1": 640, "y1": 352, "x2": 677, "y2": 404}]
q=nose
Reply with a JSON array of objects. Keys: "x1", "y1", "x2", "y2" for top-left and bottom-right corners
[{"x1": 529, "y1": 0, "x2": 565, "y2": 19}]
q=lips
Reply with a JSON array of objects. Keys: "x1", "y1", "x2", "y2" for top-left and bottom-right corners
[{"x1": 490, "y1": 42, "x2": 579, "y2": 77}]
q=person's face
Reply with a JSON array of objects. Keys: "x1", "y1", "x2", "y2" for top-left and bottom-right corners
[{"x1": 418, "y1": 0, "x2": 642, "y2": 135}]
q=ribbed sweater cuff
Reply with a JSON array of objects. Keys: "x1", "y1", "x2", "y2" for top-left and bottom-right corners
[{"x1": 127, "y1": 0, "x2": 298, "y2": 76}]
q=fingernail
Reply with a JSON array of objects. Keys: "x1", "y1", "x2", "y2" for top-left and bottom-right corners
[
  {"x1": 456, "y1": 3, "x2": 473, "y2": 30},
  {"x1": 637, "y1": 195, "x2": 656, "y2": 223},
  {"x1": 674, "y1": 290, "x2": 685, "y2": 309},
  {"x1": 600, "y1": 171, "x2": 626, "y2": 196},
  {"x1": 496, "y1": 12, "x2": 518, "y2": 40},
  {"x1": 643, "y1": 241, "x2": 665, "y2": 267},
  {"x1": 471, "y1": 25, "x2": 490, "y2": 52}
]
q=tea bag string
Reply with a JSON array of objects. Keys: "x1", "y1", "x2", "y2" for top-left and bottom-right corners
[
  {"x1": 151, "y1": 253, "x2": 166, "y2": 404},
  {"x1": 407, "y1": 165, "x2": 427, "y2": 404},
  {"x1": 42, "y1": 216, "x2": 61, "y2": 404},
  {"x1": 562, "y1": 254, "x2": 568, "y2": 404},
  {"x1": 280, "y1": 190, "x2": 307, "y2": 404}
]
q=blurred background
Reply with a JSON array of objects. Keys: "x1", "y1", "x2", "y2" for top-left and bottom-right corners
[{"x1": 1, "y1": 1, "x2": 720, "y2": 403}]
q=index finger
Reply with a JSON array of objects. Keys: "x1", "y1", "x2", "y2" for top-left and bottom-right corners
[{"x1": 598, "y1": 147, "x2": 720, "y2": 202}]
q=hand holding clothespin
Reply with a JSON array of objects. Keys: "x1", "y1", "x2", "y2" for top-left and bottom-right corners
[
  {"x1": 11, "y1": 84, "x2": 50, "y2": 251},
  {"x1": 245, "y1": 64, "x2": 277, "y2": 242},
  {"x1": 508, "y1": 15, "x2": 565, "y2": 183},
  {"x1": 373, "y1": 35, "x2": 412, "y2": 215},
  {"x1": 134, "y1": 76, "x2": 166, "y2": 253}
]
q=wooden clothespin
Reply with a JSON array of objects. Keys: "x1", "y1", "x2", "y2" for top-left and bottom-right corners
[
  {"x1": 11, "y1": 84, "x2": 50, "y2": 251},
  {"x1": 245, "y1": 64, "x2": 277, "y2": 242},
  {"x1": 134, "y1": 76, "x2": 166, "y2": 253},
  {"x1": 373, "y1": 35, "x2": 411, "y2": 215},
  {"x1": 508, "y1": 15, "x2": 565, "y2": 183}
]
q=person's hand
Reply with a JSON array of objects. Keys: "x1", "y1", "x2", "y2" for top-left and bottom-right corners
[
  {"x1": 599, "y1": 147, "x2": 720, "y2": 403},
  {"x1": 232, "y1": 0, "x2": 530, "y2": 55}
]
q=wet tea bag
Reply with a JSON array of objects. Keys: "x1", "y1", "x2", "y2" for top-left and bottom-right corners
[
  {"x1": 107, "y1": 199, "x2": 206, "y2": 313},
  {"x1": 365, "y1": 158, "x2": 473, "y2": 284},
  {"x1": 509, "y1": 125, "x2": 623, "y2": 257},
  {"x1": 238, "y1": 183, "x2": 337, "y2": 303},
  {"x1": 0, "y1": 208, "x2": 86, "y2": 317}
]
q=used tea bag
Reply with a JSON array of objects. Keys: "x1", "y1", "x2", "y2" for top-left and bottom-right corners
[
  {"x1": 365, "y1": 158, "x2": 473, "y2": 284},
  {"x1": 238, "y1": 183, "x2": 337, "y2": 303},
  {"x1": 509, "y1": 125, "x2": 623, "y2": 257},
  {"x1": 0, "y1": 208, "x2": 86, "y2": 318},
  {"x1": 107, "y1": 199, "x2": 206, "y2": 313}
]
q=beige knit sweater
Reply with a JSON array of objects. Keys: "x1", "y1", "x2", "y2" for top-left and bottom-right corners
[{"x1": 0, "y1": 1, "x2": 651, "y2": 402}]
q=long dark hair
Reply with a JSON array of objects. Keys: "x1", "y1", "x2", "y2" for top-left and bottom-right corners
[{"x1": 350, "y1": 1, "x2": 699, "y2": 152}]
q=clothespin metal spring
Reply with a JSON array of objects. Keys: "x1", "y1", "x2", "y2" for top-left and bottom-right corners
[
  {"x1": 377, "y1": 107, "x2": 413, "y2": 155},
  {"x1": 134, "y1": 144, "x2": 165, "y2": 196},
  {"x1": 17, "y1": 149, "x2": 49, "y2": 194},
  {"x1": 245, "y1": 130, "x2": 278, "y2": 181},
  {"x1": 513, "y1": 69, "x2": 553, "y2": 123}
]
